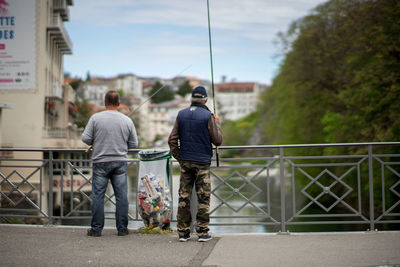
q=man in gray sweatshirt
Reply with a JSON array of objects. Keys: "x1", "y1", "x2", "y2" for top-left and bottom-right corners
[{"x1": 82, "y1": 90, "x2": 138, "y2": 237}]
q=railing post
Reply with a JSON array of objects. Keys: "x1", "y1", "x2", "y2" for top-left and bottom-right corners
[
  {"x1": 48, "y1": 150, "x2": 54, "y2": 225},
  {"x1": 368, "y1": 145, "x2": 375, "y2": 230},
  {"x1": 280, "y1": 147, "x2": 286, "y2": 232},
  {"x1": 135, "y1": 161, "x2": 140, "y2": 220},
  {"x1": 169, "y1": 160, "x2": 174, "y2": 220}
]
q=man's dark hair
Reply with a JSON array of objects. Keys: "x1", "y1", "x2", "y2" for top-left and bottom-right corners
[{"x1": 104, "y1": 90, "x2": 120, "y2": 106}]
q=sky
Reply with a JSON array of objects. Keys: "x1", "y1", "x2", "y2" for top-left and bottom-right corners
[{"x1": 64, "y1": 0, "x2": 328, "y2": 85}]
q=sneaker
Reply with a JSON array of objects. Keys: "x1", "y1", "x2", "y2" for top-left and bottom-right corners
[
  {"x1": 179, "y1": 233, "x2": 191, "y2": 242},
  {"x1": 87, "y1": 229, "x2": 101, "y2": 237},
  {"x1": 118, "y1": 229, "x2": 129, "y2": 236},
  {"x1": 198, "y1": 234, "x2": 212, "y2": 242}
]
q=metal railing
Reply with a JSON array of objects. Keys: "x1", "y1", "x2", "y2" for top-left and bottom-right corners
[{"x1": 1, "y1": 142, "x2": 399, "y2": 232}]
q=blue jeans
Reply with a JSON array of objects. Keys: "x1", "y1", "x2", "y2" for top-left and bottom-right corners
[{"x1": 91, "y1": 161, "x2": 128, "y2": 233}]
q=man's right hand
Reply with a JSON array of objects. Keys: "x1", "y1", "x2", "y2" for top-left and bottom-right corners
[{"x1": 213, "y1": 114, "x2": 220, "y2": 123}]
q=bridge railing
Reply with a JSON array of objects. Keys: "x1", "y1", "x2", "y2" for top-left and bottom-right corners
[{"x1": 1, "y1": 142, "x2": 399, "y2": 232}]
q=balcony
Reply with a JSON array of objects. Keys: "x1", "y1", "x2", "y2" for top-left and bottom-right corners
[
  {"x1": 42, "y1": 126, "x2": 84, "y2": 148},
  {"x1": 47, "y1": 14, "x2": 73, "y2": 54},
  {"x1": 43, "y1": 127, "x2": 67, "y2": 138},
  {"x1": 47, "y1": 83, "x2": 63, "y2": 99},
  {"x1": 53, "y1": 0, "x2": 70, "y2": 21},
  {"x1": 43, "y1": 125, "x2": 83, "y2": 139}
]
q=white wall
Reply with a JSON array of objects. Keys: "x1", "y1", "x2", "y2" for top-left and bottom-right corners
[
  {"x1": 0, "y1": 0, "x2": 75, "y2": 148},
  {"x1": 115, "y1": 75, "x2": 143, "y2": 97},
  {"x1": 0, "y1": 0, "x2": 46, "y2": 148}
]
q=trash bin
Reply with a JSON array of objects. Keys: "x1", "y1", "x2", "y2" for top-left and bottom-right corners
[{"x1": 137, "y1": 149, "x2": 172, "y2": 230}]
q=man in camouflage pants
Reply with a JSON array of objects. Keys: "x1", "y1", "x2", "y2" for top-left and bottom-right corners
[{"x1": 168, "y1": 86, "x2": 222, "y2": 242}]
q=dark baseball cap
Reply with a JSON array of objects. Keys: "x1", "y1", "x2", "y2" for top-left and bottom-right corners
[{"x1": 192, "y1": 86, "x2": 208, "y2": 98}]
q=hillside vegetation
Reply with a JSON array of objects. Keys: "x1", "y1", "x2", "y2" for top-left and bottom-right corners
[{"x1": 223, "y1": 0, "x2": 400, "y2": 147}]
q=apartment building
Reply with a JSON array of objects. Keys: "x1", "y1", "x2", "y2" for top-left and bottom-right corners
[
  {"x1": 81, "y1": 74, "x2": 143, "y2": 107},
  {"x1": 81, "y1": 79, "x2": 111, "y2": 107},
  {"x1": 0, "y1": 0, "x2": 78, "y2": 148},
  {"x1": 0, "y1": 0, "x2": 87, "y2": 220},
  {"x1": 147, "y1": 98, "x2": 188, "y2": 146},
  {"x1": 114, "y1": 73, "x2": 143, "y2": 97},
  {"x1": 215, "y1": 82, "x2": 267, "y2": 121}
]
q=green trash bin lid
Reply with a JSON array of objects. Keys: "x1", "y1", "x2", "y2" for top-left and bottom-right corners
[{"x1": 138, "y1": 149, "x2": 171, "y2": 161}]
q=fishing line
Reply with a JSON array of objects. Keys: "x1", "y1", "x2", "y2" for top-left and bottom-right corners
[{"x1": 127, "y1": 64, "x2": 192, "y2": 117}]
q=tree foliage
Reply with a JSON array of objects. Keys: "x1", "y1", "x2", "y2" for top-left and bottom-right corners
[
  {"x1": 255, "y1": 0, "x2": 400, "y2": 146},
  {"x1": 69, "y1": 79, "x2": 83, "y2": 91},
  {"x1": 149, "y1": 81, "x2": 174, "y2": 104},
  {"x1": 222, "y1": 111, "x2": 261, "y2": 157},
  {"x1": 221, "y1": 0, "x2": 400, "y2": 216},
  {"x1": 177, "y1": 80, "x2": 193, "y2": 97},
  {"x1": 117, "y1": 89, "x2": 124, "y2": 97},
  {"x1": 75, "y1": 98, "x2": 91, "y2": 129}
]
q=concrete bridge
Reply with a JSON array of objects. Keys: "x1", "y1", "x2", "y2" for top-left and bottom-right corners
[
  {"x1": 1, "y1": 224, "x2": 399, "y2": 267},
  {"x1": 1, "y1": 144, "x2": 400, "y2": 266}
]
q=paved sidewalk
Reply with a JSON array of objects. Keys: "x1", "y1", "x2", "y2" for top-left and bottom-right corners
[
  {"x1": 0, "y1": 225, "x2": 400, "y2": 267},
  {"x1": 204, "y1": 232, "x2": 400, "y2": 267},
  {"x1": 0, "y1": 225, "x2": 217, "y2": 267}
]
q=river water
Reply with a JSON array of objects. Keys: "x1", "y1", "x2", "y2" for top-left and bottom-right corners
[{"x1": 102, "y1": 161, "x2": 384, "y2": 233}]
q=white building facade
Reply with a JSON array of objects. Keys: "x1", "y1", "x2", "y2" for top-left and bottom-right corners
[
  {"x1": 114, "y1": 74, "x2": 143, "y2": 97},
  {"x1": 147, "y1": 98, "x2": 188, "y2": 146},
  {"x1": 215, "y1": 82, "x2": 266, "y2": 121},
  {"x1": 0, "y1": 0, "x2": 88, "y2": 219},
  {"x1": 82, "y1": 81, "x2": 111, "y2": 107},
  {"x1": 0, "y1": 0, "x2": 79, "y2": 148},
  {"x1": 81, "y1": 74, "x2": 143, "y2": 107}
]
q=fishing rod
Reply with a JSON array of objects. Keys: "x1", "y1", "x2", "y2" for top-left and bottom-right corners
[
  {"x1": 207, "y1": 0, "x2": 217, "y2": 116},
  {"x1": 207, "y1": 0, "x2": 220, "y2": 167}
]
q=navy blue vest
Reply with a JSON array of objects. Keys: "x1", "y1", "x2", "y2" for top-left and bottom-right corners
[{"x1": 178, "y1": 104, "x2": 212, "y2": 163}]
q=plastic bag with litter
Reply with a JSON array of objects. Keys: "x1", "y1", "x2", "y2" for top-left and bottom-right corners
[{"x1": 137, "y1": 149, "x2": 172, "y2": 230}]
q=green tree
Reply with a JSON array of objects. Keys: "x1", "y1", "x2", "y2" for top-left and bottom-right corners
[
  {"x1": 86, "y1": 71, "x2": 91, "y2": 82},
  {"x1": 221, "y1": 0, "x2": 400, "y2": 214},
  {"x1": 149, "y1": 81, "x2": 174, "y2": 103},
  {"x1": 75, "y1": 98, "x2": 91, "y2": 128},
  {"x1": 254, "y1": 0, "x2": 400, "y2": 146},
  {"x1": 69, "y1": 79, "x2": 83, "y2": 91},
  {"x1": 177, "y1": 81, "x2": 193, "y2": 97},
  {"x1": 117, "y1": 89, "x2": 124, "y2": 97}
]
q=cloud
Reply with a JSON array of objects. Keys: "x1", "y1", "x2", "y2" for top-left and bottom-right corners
[
  {"x1": 70, "y1": 0, "x2": 326, "y2": 40},
  {"x1": 66, "y1": 0, "x2": 328, "y2": 83}
]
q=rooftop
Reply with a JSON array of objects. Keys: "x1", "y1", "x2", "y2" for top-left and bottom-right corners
[{"x1": 215, "y1": 82, "x2": 256, "y2": 93}]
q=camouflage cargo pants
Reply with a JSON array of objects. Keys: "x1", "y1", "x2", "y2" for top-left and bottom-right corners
[{"x1": 177, "y1": 160, "x2": 211, "y2": 237}]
